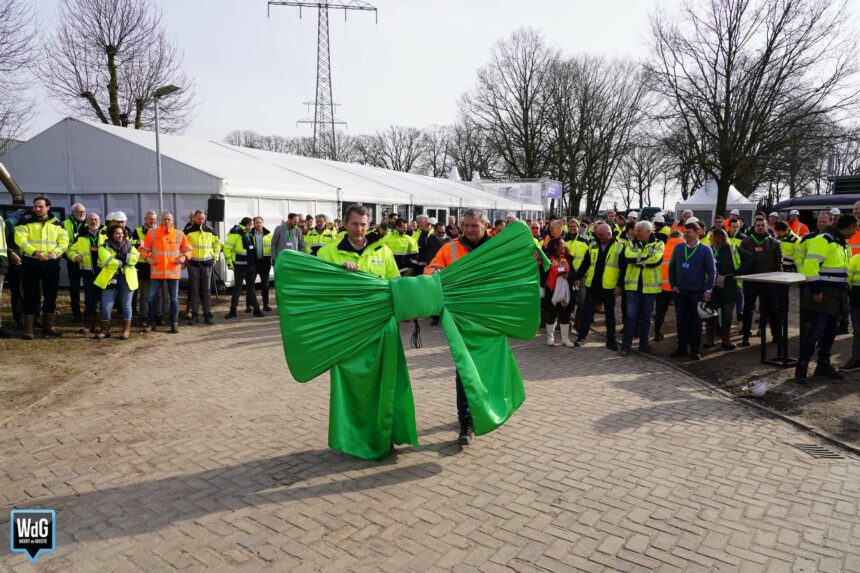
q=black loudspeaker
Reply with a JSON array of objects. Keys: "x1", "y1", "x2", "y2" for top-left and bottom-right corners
[{"x1": 207, "y1": 197, "x2": 225, "y2": 222}]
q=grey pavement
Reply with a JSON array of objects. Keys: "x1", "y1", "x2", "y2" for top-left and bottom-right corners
[{"x1": 1, "y1": 314, "x2": 860, "y2": 572}]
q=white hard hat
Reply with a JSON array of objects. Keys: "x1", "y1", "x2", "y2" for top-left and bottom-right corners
[
  {"x1": 652, "y1": 213, "x2": 665, "y2": 223},
  {"x1": 685, "y1": 216, "x2": 700, "y2": 225},
  {"x1": 768, "y1": 212, "x2": 778, "y2": 218},
  {"x1": 628, "y1": 211, "x2": 639, "y2": 219},
  {"x1": 790, "y1": 209, "x2": 800, "y2": 216},
  {"x1": 506, "y1": 212, "x2": 516, "y2": 218},
  {"x1": 113, "y1": 211, "x2": 128, "y2": 222},
  {"x1": 697, "y1": 301, "x2": 719, "y2": 321},
  {"x1": 429, "y1": 217, "x2": 438, "y2": 225},
  {"x1": 730, "y1": 209, "x2": 740, "y2": 215},
  {"x1": 105, "y1": 211, "x2": 117, "y2": 221},
  {"x1": 741, "y1": 378, "x2": 767, "y2": 398},
  {"x1": 830, "y1": 207, "x2": 841, "y2": 215}
]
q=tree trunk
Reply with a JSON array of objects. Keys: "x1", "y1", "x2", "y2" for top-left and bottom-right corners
[
  {"x1": 715, "y1": 178, "x2": 730, "y2": 220},
  {"x1": 106, "y1": 46, "x2": 122, "y2": 126}
]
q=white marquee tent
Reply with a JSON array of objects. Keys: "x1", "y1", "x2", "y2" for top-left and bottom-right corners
[
  {"x1": 0, "y1": 118, "x2": 542, "y2": 283},
  {"x1": 0, "y1": 118, "x2": 541, "y2": 227},
  {"x1": 675, "y1": 178, "x2": 755, "y2": 226}
]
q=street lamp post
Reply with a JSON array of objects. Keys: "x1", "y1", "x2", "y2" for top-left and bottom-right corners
[{"x1": 153, "y1": 84, "x2": 181, "y2": 215}]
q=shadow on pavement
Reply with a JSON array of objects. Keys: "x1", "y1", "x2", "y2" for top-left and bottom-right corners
[{"x1": 1, "y1": 448, "x2": 443, "y2": 543}]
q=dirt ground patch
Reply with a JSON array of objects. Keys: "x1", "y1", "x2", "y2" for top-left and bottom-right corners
[
  {"x1": 0, "y1": 288, "x2": 239, "y2": 420},
  {"x1": 584, "y1": 287, "x2": 860, "y2": 448}
]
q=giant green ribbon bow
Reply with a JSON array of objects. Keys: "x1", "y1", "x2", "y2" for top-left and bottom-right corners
[{"x1": 274, "y1": 221, "x2": 543, "y2": 460}]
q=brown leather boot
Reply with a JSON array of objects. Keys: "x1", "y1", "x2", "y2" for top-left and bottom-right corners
[
  {"x1": 22, "y1": 315, "x2": 35, "y2": 340},
  {"x1": 94, "y1": 320, "x2": 112, "y2": 339},
  {"x1": 120, "y1": 320, "x2": 132, "y2": 340},
  {"x1": 79, "y1": 313, "x2": 94, "y2": 334},
  {"x1": 42, "y1": 313, "x2": 62, "y2": 337}
]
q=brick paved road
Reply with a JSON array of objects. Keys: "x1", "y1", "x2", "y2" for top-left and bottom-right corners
[{"x1": 2, "y1": 314, "x2": 860, "y2": 572}]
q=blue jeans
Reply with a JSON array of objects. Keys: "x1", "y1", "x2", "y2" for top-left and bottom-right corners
[
  {"x1": 148, "y1": 279, "x2": 179, "y2": 321},
  {"x1": 101, "y1": 273, "x2": 133, "y2": 320},
  {"x1": 455, "y1": 372, "x2": 471, "y2": 425},
  {"x1": 675, "y1": 289, "x2": 704, "y2": 352},
  {"x1": 623, "y1": 291, "x2": 655, "y2": 349},
  {"x1": 799, "y1": 310, "x2": 838, "y2": 362}
]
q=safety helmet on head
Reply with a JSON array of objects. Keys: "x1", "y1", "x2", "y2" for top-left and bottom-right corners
[{"x1": 652, "y1": 213, "x2": 665, "y2": 224}]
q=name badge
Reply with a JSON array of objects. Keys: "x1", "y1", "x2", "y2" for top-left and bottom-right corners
[
  {"x1": 556, "y1": 265, "x2": 566, "y2": 272},
  {"x1": 755, "y1": 247, "x2": 763, "y2": 252},
  {"x1": 286, "y1": 242, "x2": 295, "y2": 249},
  {"x1": 681, "y1": 262, "x2": 691, "y2": 269}
]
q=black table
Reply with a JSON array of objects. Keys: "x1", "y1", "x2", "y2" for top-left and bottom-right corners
[{"x1": 738, "y1": 272, "x2": 805, "y2": 368}]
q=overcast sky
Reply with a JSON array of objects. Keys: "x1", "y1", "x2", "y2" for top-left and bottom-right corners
[{"x1": 29, "y1": 0, "x2": 657, "y2": 142}]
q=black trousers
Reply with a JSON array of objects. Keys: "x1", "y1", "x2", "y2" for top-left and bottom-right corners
[
  {"x1": 577, "y1": 287, "x2": 617, "y2": 343},
  {"x1": 742, "y1": 282, "x2": 780, "y2": 340},
  {"x1": 8, "y1": 262, "x2": 24, "y2": 323},
  {"x1": 654, "y1": 291, "x2": 673, "y2": 333},
  {"x1": 67, "y1": 260, "x2": 82, "y2": 318},
  {"x1": 22, "y1": 261, "x2": 60, "y2": 315},
  {"x1": 254, "y1": 257, "x2": 272, "y2": 307},
  {"x1": 231, "y1": 264, "x2": 259, "y2": 312},
  {"x1": 543, "y1": 291, "x2": 572, "y2": 324}
]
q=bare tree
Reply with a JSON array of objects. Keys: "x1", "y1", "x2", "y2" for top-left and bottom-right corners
[
  {"x1": 42, "y1": 0, "x2": 195, "y2": 132},
  {"x1": 547, "y1": 56, "x2": 649, "y2": 215},
  {"x1": 461, "y1": 28, "x2": 556, "y2": 179},
  {"x1": 650, "y1": 0, "x2": 859, "y2": 215},
  {"x1": 355, "y1": 126, "x2": 426, "y2": 172},
  {"x1": 618, "y1": 134, "x2": 670, "y2": 211},
  {"x1": 0, "y1": 0, "x2": 37, "y2": 143},
  {"x1": 449, "y1": 118, "x2": 500, "y2": 180},
  {"x1": 659, "y1": 117, "x2": 707, "y2": 200},
  {"x1": 419, "y1": 125, "x2": 453, "y2": 177}
]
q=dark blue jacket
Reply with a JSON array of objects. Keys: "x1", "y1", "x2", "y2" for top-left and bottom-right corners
[{"x1": 668, "y1": 240, "x2": 716, "y2": 292}]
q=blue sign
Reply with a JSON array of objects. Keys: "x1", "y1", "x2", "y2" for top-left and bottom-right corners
[{"x1": 544, "y1": 182, "x2": 562, "y2": 200}]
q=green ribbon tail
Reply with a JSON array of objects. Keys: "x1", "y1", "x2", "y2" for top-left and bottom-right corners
[
  {"x1": 536, "y1": 245, "x2": 552, "y2": 269},
  {"x1": 440, "y1": 310, "x2": 526, "y2": 436},
  {"x1": 328, "y1": 317, "x2": 418, "y2": 460}
]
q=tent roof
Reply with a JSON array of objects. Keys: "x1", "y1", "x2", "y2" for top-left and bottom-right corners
[
  {"x1": 3, "y1": 118, "x2": 538, "y2": 210},
  {"x1": 676, "y1": 178, "x2": 753, "y2": 208}
]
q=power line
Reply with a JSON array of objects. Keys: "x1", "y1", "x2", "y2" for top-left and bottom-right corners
[{"x1": 268, "y1": 1, "x2": 377, "y2": 160}]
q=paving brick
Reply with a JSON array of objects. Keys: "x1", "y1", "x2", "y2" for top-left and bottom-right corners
[{"x1": 1, "y1": 315, "x2": 859, "y2": 572}]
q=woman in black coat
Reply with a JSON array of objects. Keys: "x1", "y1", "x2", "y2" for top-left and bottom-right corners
[{"x1": 708, "y1": 227, "x2": 753, "y2": 349}]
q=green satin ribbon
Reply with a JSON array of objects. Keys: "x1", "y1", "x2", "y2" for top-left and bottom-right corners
[{"x1": 275, "y1": 222, "x2": 541, "y2": 460}]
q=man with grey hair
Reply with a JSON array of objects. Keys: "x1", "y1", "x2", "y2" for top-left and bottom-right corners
[
  {"x1": 64, "y1": 203, "x2": 88, "y2": 321},
  {"x1": 412, "y1": 214, "x2": 432, "y2": 274},
  {"x1": 424, "y1": 207, "x2": 490, "y2": 446},
  {"x1": 619, "y1": 220, "x2": 664, "y2": 355}
]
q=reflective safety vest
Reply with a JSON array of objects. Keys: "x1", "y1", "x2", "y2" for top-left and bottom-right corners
[
  {"x1": 794, "y1": 232, "x2": 818, "y2": 271},
  {"x1": 67, "y1": 229, "x2": 104, "y2": 271},
  {"x1": 789, "y1": 219, "x2": 809, "y2": 237},
  {"x1": 317, "y1": 238, "x2": 400, "y2": 279},
  {"x1": 139, "y1": 226, "x2": 191, "y2": 280},
  {"x1": 0, "y1": 216, "x2": 7, "y2": 261},
  {"x1": 847, "y1": 229, "x2": 860, "y2": 256},
  {"x1": 715, "y1": 244, "x2": 742, "y2": 272},
  {"x1": 565, "y1": 236, "x2": 589, "y2": 272},
  {"x1": 661, "y1": 237, "x2": 684, "y2": 292},
  {"x1": 622, "y1": 237, "x2": 664, "y2": 294},
  {"x1": 849, "y1": 253, "x2": 860, "y2": 287},
  {"x1": 656, "y1": 226, "x2": 670, "y2": 240},
  {"x1": 584, "y1": 239, "x2": 625, "y2": 289},
  {"x1": 382, "y1": 231, "x2": 419, "y2": 257},
  {"x1": 94, "y1": 243, "x2": 140, "y2": 290},
  {"x1": 223, "y1": 225, "x2": 256, "y2": 268},
  {"x1": 15, "y1": 213, "x2": 69, "y2": 261},
  {"x1": 305, "y1": 226, "x2": 337, "y2": 255},
  {"x1": 63, "y1": 217, "x2": 87, "y2": 244},
  {"x1": 803, "y1": 231, "x2": 849, "y2": 289},
  {"x1": 185, "y1": 223, "x2": 222, "y2": 264},
  {"x1": 778, "y1": 230, "x2": 799, "y2": 268}
]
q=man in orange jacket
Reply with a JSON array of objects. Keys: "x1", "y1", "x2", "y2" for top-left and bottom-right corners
[
  {"x1": 139, "y1": 211, "x2": 191, "y2": 333},
  {"x1": 425, "y1": 207, "x2": 493, "y2": 447}
]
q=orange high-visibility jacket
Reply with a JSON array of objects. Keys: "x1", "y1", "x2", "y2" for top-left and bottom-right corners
[
  {"x1": 847, "y1": 229, "x2": 860, "y2": 256},
  {"x1": 425, "y1": 238, "x2": 475, "y2": 273},
  {"x1": 661, "y1": 237, "x2": 684, "y2": 292},
  {"x1": 788, "y1": 220, "x2": 809, "y2": 237},
  {"x1": 139, "y1": 226, "x2": 191, "y2": 280}
]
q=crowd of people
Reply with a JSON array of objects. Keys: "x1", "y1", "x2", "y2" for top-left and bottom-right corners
[{"x1": 2, "y1": 196, "x2": 859, "y2": 391}]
